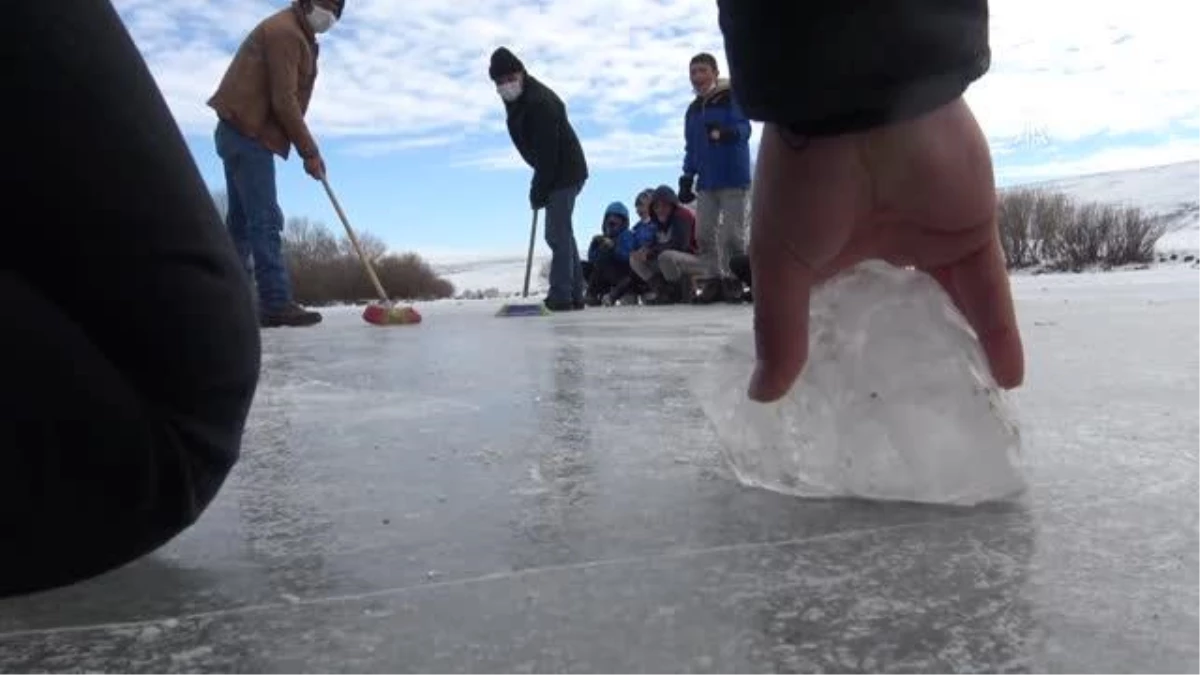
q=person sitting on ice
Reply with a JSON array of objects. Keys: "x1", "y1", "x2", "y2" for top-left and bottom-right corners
[
  {"x1": 582, "y1": 201, "x2": 637, "y2": 306},
  {"x1": 630, "y1": 188, "x2": 658, "y2": 250},
  {"x1": 596, "y1": 188, "x2": 658, "y2": 305},
  {"x1": 629, "y1": 185, "x2": 701, "y2": 305}
]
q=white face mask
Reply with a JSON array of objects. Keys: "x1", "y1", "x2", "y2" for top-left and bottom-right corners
[
  {"x1": 306, "y1": 6, "x2": 337, "y2": 33},
  {"x1": 497, "y1": 80, "x2": 523, "y2": 102}
]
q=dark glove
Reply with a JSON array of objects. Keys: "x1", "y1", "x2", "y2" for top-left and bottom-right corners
[
  {"x1": 678, "y1": 174, "x2": 696, "y2": 205},
  {"x1": 529, "y1": 183, "x2": 549, "y2": 210}
]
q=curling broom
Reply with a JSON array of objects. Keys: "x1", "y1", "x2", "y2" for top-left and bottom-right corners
[
  {"x1": 320, "y1": 176, "x2": 421, "y2": 326},
  {"x1": 496, "y1": 209, "x2": 551, "y2": 317}
]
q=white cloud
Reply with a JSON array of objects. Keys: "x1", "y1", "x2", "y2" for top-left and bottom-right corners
[{"x1": 116, "y1": 0, "x2": 1199, "y2": 177}]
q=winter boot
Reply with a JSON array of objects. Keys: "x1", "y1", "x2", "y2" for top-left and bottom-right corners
[
  {"x1": 693, "y1": 277, "x2": 724, "y2": 305},
  {"x1": 643, "y1": 273, "x2": 678, "y2": 306},
  {"x1": 722, "y1": 276, "x2": 747, "y2": 304},
  {"x1": 544, "y1": 297, "x2": 578, "y2": 312},
  {"x1": 261, "y1": 301, "x2": 322, "y2": 328}
]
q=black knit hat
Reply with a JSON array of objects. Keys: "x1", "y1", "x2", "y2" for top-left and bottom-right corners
[{"x1": 489, "y1": 47, "x2": 525, "y2": 82}]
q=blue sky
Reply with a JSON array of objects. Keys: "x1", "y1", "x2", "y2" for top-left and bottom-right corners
[{"x1": 115, "y1": 0, "x2": 1198, "y2": 261}]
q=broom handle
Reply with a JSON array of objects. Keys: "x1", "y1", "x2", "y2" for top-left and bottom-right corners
[
  {"x1": 521, "y1": 209, "x2": 539, "y2": 298},
  {"x1": 320, "y1": 176, "x2": 390, "y2": 304}
]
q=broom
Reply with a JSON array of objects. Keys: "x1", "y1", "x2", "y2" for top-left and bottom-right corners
[
  {"x1": 320, "y1": 176, "x2": 422, "y2": 326},
  {"x1": 496, "y1": 208, "x2": 551, "y2": 317}
]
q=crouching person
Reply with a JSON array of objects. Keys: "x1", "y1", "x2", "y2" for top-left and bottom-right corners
[
  {"x1": 584, "y1": 202, "x2": 636, "y2": 306},
  {"x1": 629, "y1": 185, "x2": 701, "y2": 305}
]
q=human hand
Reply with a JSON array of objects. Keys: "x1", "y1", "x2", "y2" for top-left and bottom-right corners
[
  {"x1": 529, "y1": 183, "x2": 548, "y2": 211},
  {"x1": 678, "y1": 174, "x2": 696, "y2": 204},
  {"x1": 746, "y1": 97, "x2": 1024, "y2": 403},
  {"x1": 303, "y1": 154, "x2": 326, "y2": 180}
]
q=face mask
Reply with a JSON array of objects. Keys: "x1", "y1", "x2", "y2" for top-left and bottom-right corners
[
  {"x1": 497, "y1": 80, "x2": 522, "y2": 102},
  {"x1": 306, "y1": 6, "x2": 337, "y2": 33}
]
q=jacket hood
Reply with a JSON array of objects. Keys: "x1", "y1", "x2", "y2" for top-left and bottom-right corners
[
  {"x1": 602, "y1": 201, "x2": 630, "y2": 236},
  {"x1": 603, "y1": 201, "x2": 629, "y2": 221}
]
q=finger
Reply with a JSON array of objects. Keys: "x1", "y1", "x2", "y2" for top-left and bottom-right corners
[
  {"x1": 749, "y1": 236, "x2": 815, "y2": 403},
  {"x1": 747, "y1": 127, "x2": 865, "y2": 403},
  {"x1": 930, "y1": 231, "x2": 1025, "y2": 388}
]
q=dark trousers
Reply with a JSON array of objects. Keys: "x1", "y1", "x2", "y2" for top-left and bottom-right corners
[
  {"x1": 729, "y1": 253, "x2": 752, "y2": 287},
  {"x1": 543, "y1": 185, "x2": 585, "y2": 304},
  {"x1": 583, "y1": 252, "x2": 632, "y2": 297}
]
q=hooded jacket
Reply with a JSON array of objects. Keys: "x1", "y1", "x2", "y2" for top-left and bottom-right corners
[
  {"x1": 648, "y1": 186, "x2": 698, "y2": 256},
  {"x1": 683, "y1": 78, "x2": 753, "y2": 191},
  {"x1": 588, "y1": 202, "x2": 636, "y2": 263}
]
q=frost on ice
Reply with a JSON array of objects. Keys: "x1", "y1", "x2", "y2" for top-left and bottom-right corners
[{"x1": 693, "y1": 260, "x2": 1027, "y2": 506}]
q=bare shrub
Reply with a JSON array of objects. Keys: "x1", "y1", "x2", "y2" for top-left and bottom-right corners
[
  {"x1": 996, "y1": 188, "x2": 1163, "y2": 272},
  {"x1": 996, "y1": 188, "x2": 1039, "y2": 268},
  {"x1": 280, "y1": 218, "x2": 454, "y2": 304},
  {"x1": 1054, "y1": 202, "x2": 1114, "y2": 271},
  {"x1": 208, "y1": 191, "x2": 454, "y2": 303},
  {"x1": 1104, "y1": 206, "x2": 1167, "y2": 267}
]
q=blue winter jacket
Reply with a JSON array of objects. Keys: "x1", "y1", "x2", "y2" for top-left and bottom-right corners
[
  {"x1": 682, "y1": 79, "x2": 753, "y2": 192},
  {"x1": 588, "y1": 202, "x2": 637, "y2": 263},
  {"x1": 630, "y1": 218, "x2": 657, "y2": 251}
]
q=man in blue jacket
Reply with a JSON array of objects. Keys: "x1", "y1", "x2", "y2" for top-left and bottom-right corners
[
  {"x1": 678, "y1": 52, "x2": 753, "y2": 304},
  {"x1": 489, "y1": 47, "x2": 590, "y2": 312}
]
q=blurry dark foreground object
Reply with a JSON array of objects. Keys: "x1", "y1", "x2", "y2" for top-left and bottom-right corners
[{"x1": 1, "y1": 0, "x2": 260, "y2": 597}]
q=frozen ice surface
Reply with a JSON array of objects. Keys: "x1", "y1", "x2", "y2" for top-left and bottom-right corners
[
  {"x1": 0, "y1": 265, "x2": 1195, "y2": 673},
  {"x1": 694, "y1": 260, "x2": 1026, "y2": 506}
]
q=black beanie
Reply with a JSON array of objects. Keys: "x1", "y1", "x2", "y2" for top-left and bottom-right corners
[{"x1": 489, "y1": 47, "x2": 524, "y2": 82}]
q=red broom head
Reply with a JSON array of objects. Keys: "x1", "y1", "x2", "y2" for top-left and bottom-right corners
[{"x1": 362, "y1": 303, "x2": 422, "y2": 326}]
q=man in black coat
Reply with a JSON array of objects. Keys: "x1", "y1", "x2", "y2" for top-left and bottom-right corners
[{"x1": 489, "y1": 47, "x2": 590, "y2": 312}]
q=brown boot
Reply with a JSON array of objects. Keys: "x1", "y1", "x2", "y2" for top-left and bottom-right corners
[{"x1": 261, "y1": 302, "x2": 322, "y2": 328}]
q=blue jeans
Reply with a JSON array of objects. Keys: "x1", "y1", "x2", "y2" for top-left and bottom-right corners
[
  {"x1": 214, "y1": 120, "x2": 292, "y2": 311},
  {"x1": 544, "y1": 184, "x2": 584, "y2": 304}
]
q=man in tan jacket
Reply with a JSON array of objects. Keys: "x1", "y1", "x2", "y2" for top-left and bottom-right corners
[{"x1": 208, "y1": 0, "x2": 344, "y2": 328}]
